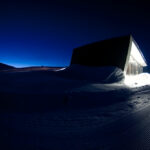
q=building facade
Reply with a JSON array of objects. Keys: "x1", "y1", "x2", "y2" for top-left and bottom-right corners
[{"x1": 71, "y1": 35, "x2": 147, "y2": 75}]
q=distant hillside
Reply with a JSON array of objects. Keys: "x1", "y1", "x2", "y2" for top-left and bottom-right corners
[{"x1": 0, "y1": 63, "x2": 15, "y2": 70}]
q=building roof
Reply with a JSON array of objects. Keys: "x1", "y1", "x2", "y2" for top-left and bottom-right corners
[{"x1": 71, "y1": 35, "x2": 147, "y2": 71}]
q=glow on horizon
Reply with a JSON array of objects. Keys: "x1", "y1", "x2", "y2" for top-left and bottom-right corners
[{"x1": 2, "y1": 60, "x2": 68, "y2": 68}]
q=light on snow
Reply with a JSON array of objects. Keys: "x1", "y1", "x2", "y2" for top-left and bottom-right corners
[{"x1": 124, "y1": 73, "x2": 150, "y2": 87}]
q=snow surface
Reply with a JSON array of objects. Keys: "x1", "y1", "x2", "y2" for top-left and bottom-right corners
[
  {"x1": 56, "y1": 64, "x2": 125, "y2": 83},
  {"x1": 0, "y1": 65, "x2": 150, "y2": 150},
  {"x1": 124, "y1": 73, "x2": 150, "y2": 87}
]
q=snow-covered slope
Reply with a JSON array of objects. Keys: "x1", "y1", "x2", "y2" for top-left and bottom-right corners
[
  {"x1": 0, "y1": 65, "x2": 150, "y2": 110},
  {"x1": 1, "y1": 65, "x2": 150, "y2": 150}
]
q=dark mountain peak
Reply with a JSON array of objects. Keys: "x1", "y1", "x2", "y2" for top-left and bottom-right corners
[{"x1": 0, "y1": 63, "x2": 15, "y2": 70}]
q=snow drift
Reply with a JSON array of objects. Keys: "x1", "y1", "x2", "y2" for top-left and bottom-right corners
[{"x1": 57, "y1": 64, "x2": 125, "y2": 83}]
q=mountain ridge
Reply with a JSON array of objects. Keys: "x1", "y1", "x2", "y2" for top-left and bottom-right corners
[{"x1": 0, "y1": 63, "x2": 15, "y2": 70}]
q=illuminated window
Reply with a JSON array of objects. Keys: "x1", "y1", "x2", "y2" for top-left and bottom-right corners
[
  {"x1": 130, "y1": 42, "x2": 146, "y2": 66},
  {"x1": 126, "y1": 41, "x2": 146, "y2": 75}
]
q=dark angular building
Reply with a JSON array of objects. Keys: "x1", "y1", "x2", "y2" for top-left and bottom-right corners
[{"x1": 71, "y1": 35, "x2": 147, "y2": 75}]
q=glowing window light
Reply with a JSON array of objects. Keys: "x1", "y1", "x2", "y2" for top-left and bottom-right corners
[
  {"x1": 128, "y1": 55, "x2": 136, "y2": 63},
  {"x1": 124, "y1": 40, "x2": 148, "y2": 87},
  {"x1": 130, "y1": 42, "x2": 147, "y2": 66}
]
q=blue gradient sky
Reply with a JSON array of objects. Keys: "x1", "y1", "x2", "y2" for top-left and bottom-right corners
[{"x1": 0, "y1": 0, "x2": 150, "y2": 67}]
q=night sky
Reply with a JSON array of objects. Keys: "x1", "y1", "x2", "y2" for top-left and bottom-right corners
[{"x1": 0, "y1": 0, "x2": 150, "y2": 67}]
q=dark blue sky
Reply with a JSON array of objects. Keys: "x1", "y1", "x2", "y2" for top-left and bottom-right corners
[{"x1": 0, "y1": 0, "x2": 150, "y2": 67}]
